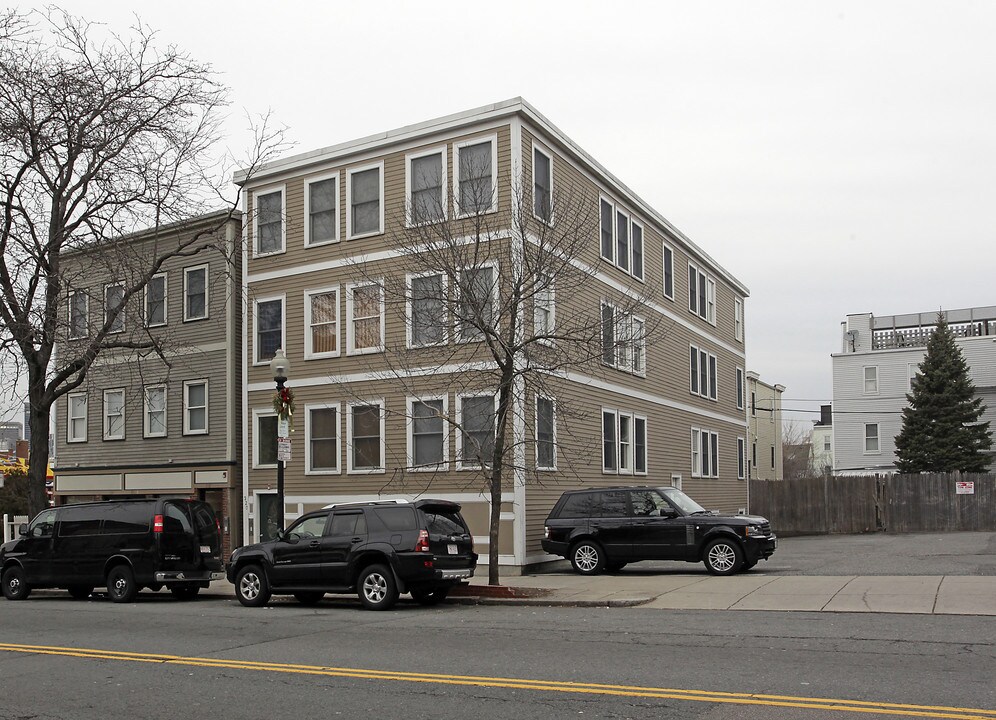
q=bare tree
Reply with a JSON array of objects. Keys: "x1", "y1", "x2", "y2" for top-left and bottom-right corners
[
  {"x1": 782, "y1": 421, "x2": 815, "y2": 480},
  {"x1": 0, "y1": 9, "x2": 287, "y2": 516},
  {"x1": 345, "y1": 157, "x2": 667, "y2": 584}
]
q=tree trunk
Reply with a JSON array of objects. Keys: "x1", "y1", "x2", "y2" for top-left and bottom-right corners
[
  {"x1": 487, "y1": 365, "x2": 515, "y2": 585},
  {"x1": 25, "y1": 366, "x2": 51, "y2": 518}
]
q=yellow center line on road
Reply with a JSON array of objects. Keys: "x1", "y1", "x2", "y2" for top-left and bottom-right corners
[{"x1": 2, "y1": 642, "x2": 994, "y2": 720}]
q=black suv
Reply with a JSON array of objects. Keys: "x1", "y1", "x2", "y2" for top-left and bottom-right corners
[
  {"x1": 226, "y1": 499, "x2": 477, "y2": 610},
  {"x1": 542, "y1": 486, "x2": 776, "y2": 576},
  {"x1": 1, "y1": 498, "x2": 224, "y2": 602}
]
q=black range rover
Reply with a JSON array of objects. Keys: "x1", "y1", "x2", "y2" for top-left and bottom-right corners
[{"x1": 542, "y1": 486, "x2": 777, "y2": 576}]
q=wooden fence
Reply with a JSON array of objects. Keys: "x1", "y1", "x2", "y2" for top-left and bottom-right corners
[{"x1": 749, "y1": 474, "x2": 995, "y2": 535}]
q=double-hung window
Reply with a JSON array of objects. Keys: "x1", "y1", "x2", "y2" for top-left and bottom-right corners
[
  {"x1": 691, "y1": 428, "x2": 719, "y2": 478},
  {"x1": 410, "y1": 398, "x2": 446, "y2": 469},
  {"x1": 305, "y1": 287, "x2": 339, "y2": 358},
  {"x1": 457, "y1": 266, "x2": 495, "y2": 342},
  {"x1": 255, "y1": 412, "x2": 278, "y2": 467},
  {"x1": 103, "y1": 389, "x2": 125, "y2": 440},
  {"x1": 456, "y1": 138, "x2": 496, "y2": 215},
  {"x1": 689, "y1": 346, "x2": 718, "y2": 400},
  {"x1": 864, "y1": 423, "x2": 880, "y2": 453},
  {"x1": 534, "y1": 275, "x2": 555, "y2": 342},
  {"x1": 688, "y1": 263, "x2": 716, "y2": 324},
  {"x1": 599, "y1": 198, "x2": 645, "y2": 280},
  {"x1": 536, "y1": 397, "x2": 556, "y2": 470},
  {"x1": 735, "y1": 298, "x2": 744, "y2": 341},
  {"x1": 602, "y1": 303, "x2": 645, "y2": 375},
  {"x1": 69, "y1": 290, "x2": 88, "y2": 339},
  {"x1": 863, "y1": 366, "x2": 879, "y2": 394},
  {"x1": 407, "y1": 148, "x2": 446, "y2": 224},
  {"x1": 737, "y1": 437, "x2": 746, "y2": 479},
  {"x1": 459, "y1": 395, "x2": 495, "y2": 469},
  {"x1": 409, "y1": 273, "x2": 446, "y2": 347},
  {"x1": 662, "y1": 243, "x2": 674, "y2": 300},
  {"x1": 615, "y1": 209, "x2": 630, "y2": 273},
  {"x1": 183, "y1": 380, "x2": 208, "y2": 435},
  {"x1": 348, "y1": 164, "x2": 383, "y2": 238},
  {"x1": 255, "y1": 189, "x2": 284, "y2": 255},
  {"x1": 306, "y1": 175, "x2": 338, "y2": 246},
  {"x1": 105, "y1": 283, "x2": 125, "y2": 333},
  {"x1": 306, "y1": 404, "x2": 340, "y2": 474},
  {"x1": 602, "y1": 409, "x2": 647, "y2": 475},
  {"x1": 145, "y1": 273, "x2": 167, "y2": 327},
  {"x1": 736, "y1": 368, "x2": 745, "y2": 410},
  {"x1": 348, "y1": 402, "x2": 384, "y2": 473},
  {"x1": 533, "y1": 145, "x2": 553, "y2": 222},
  {"x1": 144, "y1": 385, "x2": 167, "y2": 438},
  {"x1": 68, "y1": 393, "x2": 87, "y2": 443},
  {"x1": 347, "y1": 282, "x2": 384, "y2": 354},
  {"x1": 183, "y1": 265, "x2": 208, "y2": 321},
  {"x1": 254, "y1": 297, "x2": 284, "y2": 363}
]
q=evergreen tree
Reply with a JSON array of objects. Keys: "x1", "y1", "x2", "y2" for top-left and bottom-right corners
[{"x1": 894, "y1": 314, "x2": 992, "y2": 472}]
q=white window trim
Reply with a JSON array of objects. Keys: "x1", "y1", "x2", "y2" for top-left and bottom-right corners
[
  {"x1": 68, "y1": 290, "x2": 88, "y2": 339},
  {"x1": 304, "y1": 171, "x2": 340, "y2": 247},
  {"x1": 689, "y1": 345, "x2": 717, "y2": 400},
  {"x1": 346, "y1": 281, "x2": 385, "y2": 355},
  {"x1": 737, "y1": 436, "x2": 746, "y2": 480},
  {"x1": 303, "y1": 285, "x2": 340, "y2": 360},
  {"x1": 253, "y1": 294, "x2": 287, "y2": 366},
  {"x1": 183, "y1": 264, "x2": 209, "y2": 322},
  {"x1": 305, "y1": 402, "x2": 341, "y2": 475},
  {"x1": 617, "y1": 411, "x2": 633, "y2": 476},
  {"x1": 456, "y1": 263, "x2": 498, "y2": 345},
  {"x1": 863, "y1": 366, "x2": 879, "y2": 395},
  {"x1": 615, "y1": 206, "x2": 630, "y2": 275},
  {"x1": 691, "y1": 427, "x2": 719, "y2": 478},
  {"x1": 534, "y1": 276, "x2": 555, "y2": 346},
  {"x1": 705, "y1": 277, "x2": 716, "y2": 325},
  {"x1": 252, "y1": 409, "x2": 278, "y2": 469},
  {"x1": 346, "y1": 161, "x2": 385, "y2": 240},
  {"x1": 908, "y1": 362, "x2": 918, "y2": 391},
  {"x1": 405, "y1": 145, "x2": 448, "y2": 227},
  {"x1": 601, "y1": 408, "x2": 618, "y2": 474},
  {"x1": 456, "y1": 393, "x2": 496, "y2": 471},
  {"x1": 631, "y1": 315, "x2": 646, "y2": 377},
  {"x1": 144, "y1": 272, "x2": 168, "y2": 328},
  {"x1": 535, "y1": 396, "x2": 557, "y2": 471},
  {"x1": 532, "y1": 142, "x2": 555, "y2": 225},
  {"x1": 735, "y1": 298, "x2": 744, "y2": 341},
  {"x1": 346, "y1": 399, "x2": 386, "y2": 474},
  {"x1": 864, "y1": 423, "x2": 881, "y2": 454},
  {"x1": 453, "y1": 134, "x2": 499, "y2": 217},
  {"x1": 67, "y1": 392, "x2": 88, "y2": 443},
  {"x1": 599, "y1": 195, "x2": 646, "y2": 282},
  {"x1": 630, "y1": 217, "x2": 645, "y2": 282},
  {"x1": 182, "y1": 379, "x2": 208, "y2": 436},
  {"x1": 143, "y1": 384, "x2": 167, "y2": 439},
  {"x1": 599, "y1": 197, "x2": 615, "y2": 264},
  {"x1": 102, "y1": 388, "x2": 125, "y2": 441},
  {"x1": 407, "y1": 395, "x2": 449, "y2": 472},
  {"x1": 104, "y1": 282, "x2": 125, "y2": 334},
  {"x1": 688, "y1": 262, "x2": 717, "y2": 326},
  {"x1": 252, "y1": 185, "x2": 287, "y2": 257},
  {"x1": 736, "y1": 367, "x2": 745, "y2": 411},
  {"x1": 634, "y1": 415, "x2": 648, "y2": 476},
  {"x1": 406, "y1": 272, "x2": 449, "y2": 349},
  {"x1": 662, "y1": 241, "x2": 675, "y2": 301}
]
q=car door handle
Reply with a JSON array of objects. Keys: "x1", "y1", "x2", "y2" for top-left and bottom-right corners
[
  {"x1": 351, "y1": 537, "x2": 362, "y2": 543},
  {"x1": 309, "y1": 540, "x2": 320, "y2": 547}
]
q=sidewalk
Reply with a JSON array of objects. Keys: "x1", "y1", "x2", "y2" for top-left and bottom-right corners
[{"x1": 208, "y1": 572, "x2": 996, "y2": 615}]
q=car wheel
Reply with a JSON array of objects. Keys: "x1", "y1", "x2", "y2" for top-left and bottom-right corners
[
  {"x1": 606, "y1": 562, "x2": 628, "y2": 573},
  {"x1": 358, "y1": 564, "x2": 399, "y2": 611},
  {"x1": 107, "y1": 565, "x2": 138, "y2": 603},
  {"x1": 170, "y1": 585, "x2": 201, "y2": 600},
  {"x1": 2, "y1": 566, "x2": 31, "y2": 601},
  {"x1": 235, "y1": 564, "x2": 271, "y2": 607},
  {"x1": 67, "y1": 585, "x2": 93, "y2": 600},
  {"x1": 703, "y1": 538, "x2": 744, "y2": 576},
  {"x1": 410, "y1": 586, "x2": 450, "y2": 606},
  {"x1": 569, "y1": 540, "x2": 606, "y2": 576},
  {"x1": 293, "y1": 591, "x2": 324, "y2": 606}
]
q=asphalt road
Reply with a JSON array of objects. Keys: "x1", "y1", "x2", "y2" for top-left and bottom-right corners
[{"x1": 1, "y1": 592, "x2": 994, "y2": 720}]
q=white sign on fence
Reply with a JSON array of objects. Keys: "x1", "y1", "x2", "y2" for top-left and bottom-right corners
[{"x1": 956, "y1": 481, "x2": 975, "y2": 495}]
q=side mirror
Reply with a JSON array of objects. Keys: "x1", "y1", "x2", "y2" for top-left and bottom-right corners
[
  {"x1": 17, "y1": 523, "x2": 28, "y2": 537},
  {"x1": 274, "y1": 528, "x2": 287, "y2": 542}
]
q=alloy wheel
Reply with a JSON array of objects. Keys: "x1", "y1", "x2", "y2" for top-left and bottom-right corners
[
  {"x1": 363, "y1": 572, "x2": 388, "y2": 603},
  {"x1": 240, "y1": 572, "x2": 261, "y2": 601},
  {"x1": 574, "y1": 545, "x2": 599, "y2": 573},
  {"x1": 708, "y1": 543, "x2": 737, "y2": 573}
]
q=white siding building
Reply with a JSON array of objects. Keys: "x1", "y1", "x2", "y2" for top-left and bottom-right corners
[{"x1": 831, "y1": 307, "x2": 996, "y2": 475}]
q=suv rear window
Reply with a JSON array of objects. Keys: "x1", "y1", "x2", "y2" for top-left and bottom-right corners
[
  {"x1": 419, "y1": 508, "x2": 468, "y2": 535},
  {"x1": 373, "y1": 506, "x2": 417, "y2": 531},
  {"x1": 189, "y1": 502, "x2": 218, "y2": 544}
]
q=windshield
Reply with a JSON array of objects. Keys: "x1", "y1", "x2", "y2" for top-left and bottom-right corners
[{"x1": 659, "y1": 487, "x2": 706, "y2": 515}]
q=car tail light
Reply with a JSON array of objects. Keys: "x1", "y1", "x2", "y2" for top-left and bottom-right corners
[
  {"x1": 544, "y1": 526, "x2": 551, "y2": 539},
  {"x1": 415, "y1": 529, "x2": 430, "y2": 552},
  {"x1": 153, "y1": 514, "x2": 164, "y2": 533},
  {"x1": 215, "y1": 516, "x2": 221, "y2": 535}
]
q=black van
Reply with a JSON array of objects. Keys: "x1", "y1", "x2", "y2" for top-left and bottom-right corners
[{"x1": 0, "y1": 498, "x2": 224, "y2": 602}]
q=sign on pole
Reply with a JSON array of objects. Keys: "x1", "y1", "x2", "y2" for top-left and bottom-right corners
[
  {"x1": 278, "y1": 417, "x2": 290, "y2": 438},
  {"x1": 277, "y1": 437, "x2": 292, "y2": 462}
]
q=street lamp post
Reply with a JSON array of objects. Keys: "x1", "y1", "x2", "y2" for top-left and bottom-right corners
[{"x1": 269, "y1": 348, "x2": 291, "y2": 533}]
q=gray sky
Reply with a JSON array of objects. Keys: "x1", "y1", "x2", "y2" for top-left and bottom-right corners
[{"x1": 15, "y1": 0, "x2": 996, "y2": 428}]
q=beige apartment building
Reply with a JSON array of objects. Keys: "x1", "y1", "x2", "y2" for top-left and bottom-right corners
[
  {"x1": 53, "y1": 211, "x2": 244, "y2": 553},
  {"x1": 747, "y1": 372, "x2": 785, "y2": 481},
  {"x1": 236, "y1": 99, "x2": 750, "y2": 571}
]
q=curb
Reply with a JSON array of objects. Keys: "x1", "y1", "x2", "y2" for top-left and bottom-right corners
[{"x1": 447, "y1": 596, "x2": 652, "y2": 608}]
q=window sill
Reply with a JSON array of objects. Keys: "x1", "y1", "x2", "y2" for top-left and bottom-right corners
[
  {"x1": 253, "y1": 248, "x2": 286, "y2": 259},
  {"x1": 347, "y1": 230, "x2": 384, "y2": 241},
  {"x1": 304, "y1": 238, "x2": 340, "y2": 248}
]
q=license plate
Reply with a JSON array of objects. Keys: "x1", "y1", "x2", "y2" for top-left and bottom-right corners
[
  {"x1": 447, "y1": 544, "x2": 458, "y2": 555},
  {"x1": 200, "y1": 545, "x2": 211, "y2": 554}
]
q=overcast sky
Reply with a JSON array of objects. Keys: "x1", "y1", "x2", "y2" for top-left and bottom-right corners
[{"x1": 15, "y1": 0, "x2": 996, "y2": 429}]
